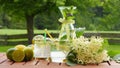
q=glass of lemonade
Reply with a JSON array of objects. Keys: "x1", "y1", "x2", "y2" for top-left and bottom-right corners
[
  {"x1": 50, "y1": 39, "x2": 71, "y2": 63},
  {"x1": 33, "y1": 35, "x2": 51, "y2": 59}
]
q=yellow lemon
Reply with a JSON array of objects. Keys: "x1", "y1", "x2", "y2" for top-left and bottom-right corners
[{"x1": 15, "y1": 44, "x2": 26, "y2": 51}]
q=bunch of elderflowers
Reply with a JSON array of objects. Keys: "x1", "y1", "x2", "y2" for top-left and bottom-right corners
[{"x1": 66, "y1": 36, "x2": 110, "y2": 65}]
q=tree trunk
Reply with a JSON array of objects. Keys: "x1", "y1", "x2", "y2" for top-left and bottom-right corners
[{"x1": 25, "y1": 14, "x2": 34, "y2": 44}]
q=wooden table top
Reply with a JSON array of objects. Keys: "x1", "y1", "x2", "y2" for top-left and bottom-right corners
[{"x1": 0, "y1": 53, "x2": 120, "y2": 68}]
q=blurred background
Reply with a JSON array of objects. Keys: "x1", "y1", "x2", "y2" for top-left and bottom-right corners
[
  {"x1": 0, "y1": 0, "x2": 120, "y2": 56},
  {"x1": 0, "y1": 0, "x2": 120, "y2": 30}
]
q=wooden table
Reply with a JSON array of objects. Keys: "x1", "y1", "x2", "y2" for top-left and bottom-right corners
[{"x1": 0, "y1": 53, "x2": 120, "y2": 68}]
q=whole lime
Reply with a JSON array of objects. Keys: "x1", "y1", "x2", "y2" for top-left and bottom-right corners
[
  {"x1": 27, "y1": 44, "x2": 34, "y2": 50},
  {"x1": 24, "y1": 47, "x2": 33, "y2": 61}
]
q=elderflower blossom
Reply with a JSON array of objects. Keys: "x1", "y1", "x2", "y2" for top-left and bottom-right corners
[{"x1": 71, "y1": 36, "x2": 109, "y2": 64}]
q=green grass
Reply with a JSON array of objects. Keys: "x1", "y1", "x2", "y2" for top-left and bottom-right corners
[
  {"x1": 0, "y1": 45, "x2": 14, "y2": 52},
  {"x1": 107, "y1": 45, "x2": 120, "y2": 57},
  {"x1": 0, "y1": 29, "x2": 59, "y2": 35},
  {"x1": 0, "y1": 29, "x2": 27, "y2": 35},
  {"x1": 107, "y1": 45, "x2": 120, "y2": 51},
  {"x1": 1, "y1": 29, "x2": 120, "y2": 35}
]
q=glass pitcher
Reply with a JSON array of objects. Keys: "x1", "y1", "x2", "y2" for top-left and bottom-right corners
[{"x1": 58, "y1": 6, "x2": 76, "y2": 41}]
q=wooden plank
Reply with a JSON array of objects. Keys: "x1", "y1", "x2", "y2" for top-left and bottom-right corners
[
  {"x1": 0, "y1": 41, "x2": 7, "y2": 45},
  {"x1": 61, "y1": 63, "x2": 102, "y2": 68},
  {"x1": 37, "y1": 60, "x2": 48, "y2": 65},
  {"x1": 100, "y1": 33, "x2": 120, "y2": 38},
  {"x1": 24, "y1": 60, "x2": 37, "y2": 65},
  {"x1": 61, "y1": 63, "x2": 114, "y2": 68},
  {"x1": 108, "y1": 39, "x2": 120, "y2": 44},
  {"x1": 0, "y1": 53, "x2": 7, "y2": 64},
  {"x1": 0, "y1": 65, "x2": 37, "y2": 68},
  {"x1": 0, "y1": 59, "x2": 14, "y2": 65},
  {"x1": 0, "y1": 53, "x2": 5, "y2": 57},
  {"x1": 7, "y1": 41, "x2": 28, "y2": 45},
  {"x1": 0, "y1": 41, "x2": 28, "y2": 45},
  {"x1": 48, "y1": 62, "x2": 61, "y2": 68},
  {"x1": 7, "y1": 34, "x2": 27, "y2": 39},
  {"x1": 0, "y1": 65, "x2": 13, "y2": 68},
  {"x1": 0, "y1": 53, "x2": 120, "y2": 68},
  {"x1": 0, "y1": 53, "x2": 6, "y2": 59},
  {"x1": 12, "y1": 62, "x2": 26, "y2": 66},
  {"x1": 0, "y1": 35, "x2": 8, "y2": 45},
  {"x1": 0, "y1": 35, "x2": 7, "y2": 39},
  {"x1": 84, "y1": 32, "x2": 120, "y2": 38}
]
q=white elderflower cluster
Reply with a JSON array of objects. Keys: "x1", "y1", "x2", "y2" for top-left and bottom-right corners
[{"x1": 72, "y1": 36, "x2": 109, "y2": 64}]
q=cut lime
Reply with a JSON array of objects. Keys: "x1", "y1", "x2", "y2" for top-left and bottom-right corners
[
  {"x1": 6, "y1": 48, "x2": 16, "y2": 61},
  {"x1": 12, "y1": 50, "x2": 25, "y2": 62}
]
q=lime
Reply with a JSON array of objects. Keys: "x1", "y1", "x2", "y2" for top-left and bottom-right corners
[
  {"x1": 12, "y1": 50, "x2": 25, "y2": 62},
  {"x1": 6, "y1": 48, "x2": 16, "y2": 61},
  {"x1": 24, "y1": 47, "x2": 33, "y2": 61},
  {"x1": 27, "y1": 44, "x2": 34, "y2": 50}
]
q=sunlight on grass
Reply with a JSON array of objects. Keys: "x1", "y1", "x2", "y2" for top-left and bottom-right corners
[
  {"x1": 107, "y1": 45, "x2": 120, "y2": 57},
  {"x1": 108, "y1": 45, "x2": 120, "y2": 51},
  {"x1": 0, "y1": 29, "x2": 27, "y2": 35},
  {"x1": 0, "y1": 29, "x2": 59, "y2": 35},
  {"x1": 1, "y1": 29, "x2": 119, "y2": 35}
]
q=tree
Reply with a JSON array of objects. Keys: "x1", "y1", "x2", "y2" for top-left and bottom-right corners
[
  {"x1": 0, "y1": 0, "x2": 66, "y2": 44},
  {"x1": 65, "y1": 0, "x2": 120, "y2": 31},
  {"x1": 34, "y1": 10, "x2": 61, "y2": 30}
]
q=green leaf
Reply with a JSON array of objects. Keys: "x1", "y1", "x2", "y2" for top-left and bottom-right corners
[
  {"x1": 66, "y1": 59, "x2": 77, "y2": 66},
  {"x1": 76, "y1": 31, "x2": 84, "y2": 38},
  {"x1": 66, "y1": 49, "x2": 77, "y2": 63}
]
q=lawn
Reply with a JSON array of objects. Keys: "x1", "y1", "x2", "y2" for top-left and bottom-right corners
[
  {"x1": 0, "y1": 45, "x2": 14, "y2": 52},
  {"x1": 0, "y1": 29, "x2": 120, "y2": 35},
  {"x1": 107, "y1": 45, "x2": 120, "y2": 51},
  {"x1": 0, "y1": 29, "x2": 59, "y2": 35}
]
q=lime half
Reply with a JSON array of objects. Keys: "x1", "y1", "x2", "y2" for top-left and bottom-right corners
[
  {"x1": 12, "y1": 50, "x2": 25, "y2": 62},
  {"x1": 6, "y1": 48, "x2": 16, "y2": 61}
]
